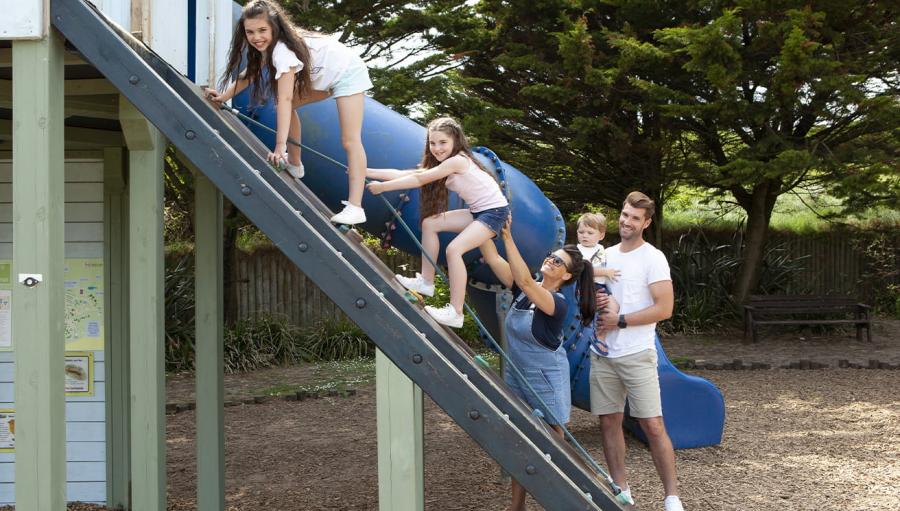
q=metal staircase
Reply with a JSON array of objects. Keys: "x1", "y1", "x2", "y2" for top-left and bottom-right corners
[{"x1": 50, "y1": 0, "x2": 628, "y2": 508}]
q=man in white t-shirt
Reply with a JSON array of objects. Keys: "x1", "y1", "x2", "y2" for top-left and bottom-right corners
[{"x1": 590, "y1": 191, "x2": 683, "y2": 511}]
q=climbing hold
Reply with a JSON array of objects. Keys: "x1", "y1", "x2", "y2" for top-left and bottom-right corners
[
  {"x1": 240, "y1": 185, "x2": 251, "y2": 196},
  {"x1": 128, "y1": 75, "x2": 140, "y2": 85},
  {"x1": 412, "y1": 354, "x2": 423, "y2": 364},
  {"x1": 468, "y1": 410, "x2": 481, "y2": 420},
  {"x1": 297, "y1": 242, "x2": 308, "y2": 252},
  {"x1": 525, "y1": 465, "x2": 536, "y2": 475},
  {"x1": 185, "y1": 130, "x2": 196, "y2": 140},
  {"x1": 355, "y1": 298, "x2": 366, "y2": 309}
]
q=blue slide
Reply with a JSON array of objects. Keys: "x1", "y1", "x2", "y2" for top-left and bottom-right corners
[{"x1": 236, "y1": 94, "x2": 725, "y2": 449}]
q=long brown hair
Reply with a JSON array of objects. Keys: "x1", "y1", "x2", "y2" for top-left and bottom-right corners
[
  {"x1": 418, "y1": 117, "x2": 493, "y2": 221},
  {"x1": 560, "y1": 245, "x2": 597, "y2": 326},
  {"x1": 220, "y1": 0, "x2": 312, "y2": 105}
]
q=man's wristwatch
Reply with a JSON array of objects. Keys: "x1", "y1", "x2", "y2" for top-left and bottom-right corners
[{"x1": 617, "y1": 314, "x2": 627, "y2": 329}]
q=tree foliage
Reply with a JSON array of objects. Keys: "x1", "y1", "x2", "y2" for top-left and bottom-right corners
[
  {"x1": 426, "y1": 0, "x2": 898, "y2": 300},
  {"x1": 615, "y1": 0, "x2": 900, "y2": 300}
]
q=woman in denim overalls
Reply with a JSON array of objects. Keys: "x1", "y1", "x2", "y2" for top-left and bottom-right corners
[{"x1": 481, "y1": 218, "x2": 597, "y2": 511}]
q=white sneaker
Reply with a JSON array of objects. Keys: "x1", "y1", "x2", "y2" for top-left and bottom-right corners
[
  {"x1": 614, "y1": 487, "x2": 634, "y2": 506},
  {"x1": 425, "y1": 304, "x2": 464, "y2": 328},
  {"x1": 395, "y1": 273, "x2": 435, "y2": 297},
  {"x1": 330, "y1": 201, "x2": 366, "y2": 225},
  {"x1": 285, "y1": 161, "x2": 304, "y2": 181},
  {"x1": 664, "y1": 495, "x2": 684, "y2": 511}
]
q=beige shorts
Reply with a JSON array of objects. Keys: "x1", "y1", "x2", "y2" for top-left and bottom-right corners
[{"x1": 589, "y1": 349, "x2": 662, "y2": 418}]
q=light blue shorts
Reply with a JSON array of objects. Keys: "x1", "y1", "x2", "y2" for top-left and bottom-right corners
[{"x1": 331, "y1": 62, "x2": 373, "y2": 98}]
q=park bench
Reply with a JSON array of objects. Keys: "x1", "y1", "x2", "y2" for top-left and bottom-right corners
[{"x1": 742, "y1": 295, "x2": 872, "y2": 343}]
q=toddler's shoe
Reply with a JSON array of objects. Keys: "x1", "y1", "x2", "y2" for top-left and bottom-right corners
[
  {"x1": 330, "y1": 201, "x2": 366, "y2": 225},
  {"x1": 425, "y1": 304, "x2": 464, "y2": 328},
  {"x1": 395, "y1": 273, "x2": 435, "y2": 297},
  {"x1": 664, "y1": 495, "x2": 684, "y2": 511}
]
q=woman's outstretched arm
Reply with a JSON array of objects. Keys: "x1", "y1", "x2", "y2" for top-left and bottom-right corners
[{"x1": 500, "y1": 220, "x2": 557, "y2": 315}]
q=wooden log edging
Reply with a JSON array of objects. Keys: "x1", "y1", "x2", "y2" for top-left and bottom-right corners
[
  {"x1": 164, "y1": 388, "x2": 361, "y2": 415},
  {"x1": 674, "y1": 358, "x2": 900, "y2": 371}
]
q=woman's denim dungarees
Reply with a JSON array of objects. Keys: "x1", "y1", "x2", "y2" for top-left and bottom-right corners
[{"x1": 502, "y1": 293, "x2": 571, "y2": 425}]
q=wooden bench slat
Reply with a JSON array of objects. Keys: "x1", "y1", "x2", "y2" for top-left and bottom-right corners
[{"x1": 743, "y1": 294, "x2": 872, "y2": 343}]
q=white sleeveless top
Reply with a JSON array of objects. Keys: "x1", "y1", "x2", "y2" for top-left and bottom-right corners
[
  {"x1": 444, "y1": 158, "x2": 509, "y2": 213},
  {"x1": 271, "y1": 37, "x2": 363, "y2": 92}
]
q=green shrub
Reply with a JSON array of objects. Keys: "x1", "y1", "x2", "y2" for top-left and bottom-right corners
[
  {"x1": 223, "y1": 314, "x2": 315, "y2": 373},
  {"x1": 300, "y1": 318, "x2": 375, "y2": 360},
  {"x1": 854, "y1": 233, "x2": 900, "y2": 318},
  {"x1": 665, "y1": 227, "x2": 809, "y2": 333},
  {"x1": 165, "y1": 255, "x2": 196, "y2": 372}
]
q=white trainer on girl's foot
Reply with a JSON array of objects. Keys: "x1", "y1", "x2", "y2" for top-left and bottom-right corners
[
  {"x1": 285, "y1": 161, "x2": 304, "y2": 181},
  {"x1": 664, "y1": 495, "x2": 684, "y2": 511},
  {"x1": 424, "y1": 304, "x2": 464, "y2": 328},
  {"x1": 330, "y1": 201, "x2": 366, "y2": 225},
  {"x1": 614, "y1": 487, "x2": 634, "y2": 506},
  {"x1": 395, "y1": 273, "x2": 435, "y2": 297}
]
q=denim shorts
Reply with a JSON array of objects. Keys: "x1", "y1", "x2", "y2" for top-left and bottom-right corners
[
  {"x1": 331, "y1": 62, "x2": 373, "y2": 98},
  {"x1": 472, "y1": 205, "x2": 510, "y2": 237}
]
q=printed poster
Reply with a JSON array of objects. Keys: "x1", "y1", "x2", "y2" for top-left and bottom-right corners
[
  {"x1": 64, "y1": 259, "x2": 104, "y2": 351},
  {"x1": 0, "y1": 263, "x2": 9, "y2": 350},
  {"x1": 65, "y1": 352, "x2": 94, "y2": 396},
  {"x1": 0, "y1": 290, "x2": 10, "y2": 349},
  {"x1": 0, "y1": 410, "x2": 14, "y2": 452},
  {"x1": 0, "y1": 259, "x2": 104, "y2": 351}
]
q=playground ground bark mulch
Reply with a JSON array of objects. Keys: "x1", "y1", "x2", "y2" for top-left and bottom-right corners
[{"x1": 5, "y1": 320, "x2": 897, "y2": 510}]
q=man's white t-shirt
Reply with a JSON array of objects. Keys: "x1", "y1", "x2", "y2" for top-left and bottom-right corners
[
  {"x1": 603, "y1": 242, "x2": 671, "y2": 358},
  {"x1": 271, "y1": 37, "x2": 361, "y2": 92}
]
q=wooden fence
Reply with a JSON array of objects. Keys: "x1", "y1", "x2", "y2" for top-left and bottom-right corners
[
  {"x1": 225, "y1": 231, "x2": 897, "y2": 327},
  {"x1": 232, "y1": 248, "x2": 416, "y2": 326}
]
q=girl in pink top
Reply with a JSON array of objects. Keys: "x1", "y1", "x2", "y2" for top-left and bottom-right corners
[{"x1": 366, "y1": 117, "x2": 510, "y2": 328}]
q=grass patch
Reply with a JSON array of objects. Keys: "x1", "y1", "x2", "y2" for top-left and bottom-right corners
[
  {"x1": 298, "y1": 358, "x2": 376, "y2": 393},
  {"x1": 255, "y1": 382, "x2": 304, "y2": 397}
]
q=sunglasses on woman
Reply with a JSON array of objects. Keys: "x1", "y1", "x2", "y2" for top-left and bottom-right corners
[{"x1": 544, "y1": 253, "x2": 569, "y2": 270}]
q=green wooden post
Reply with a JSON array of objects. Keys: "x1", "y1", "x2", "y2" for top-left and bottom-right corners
[
  {"x1": 194, "y1": 172, "x2": 225, "y2": 510},
  {"x1": 121, "y1": 97, "x2": 166, "y2": 511},
  {"x1": 11, "y1": 32, "x2": 67, "y2": 509},
  {"x1": 376, "y1": 349, "x2": 424, "y2": 511},
  {"x1": 104, "y1": 146, "x2": 131, "y2": 508}
]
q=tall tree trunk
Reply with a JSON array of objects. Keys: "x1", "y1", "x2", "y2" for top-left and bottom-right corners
[{"x1": 732, "y1": 182, "x2": 778, "y2": 304}]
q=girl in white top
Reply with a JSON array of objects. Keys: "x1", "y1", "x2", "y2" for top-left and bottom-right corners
[
  {"x1": 366, "y1": 117, "x2": 510, "y2": 328},
  {"x1": 204, "y1": 0, "x2": 373, "y2": 226}
]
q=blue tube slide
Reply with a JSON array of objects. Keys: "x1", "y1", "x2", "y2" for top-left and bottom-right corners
[{"x1": 233, "y1": 93, "x2": 725, "y2": 448}]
